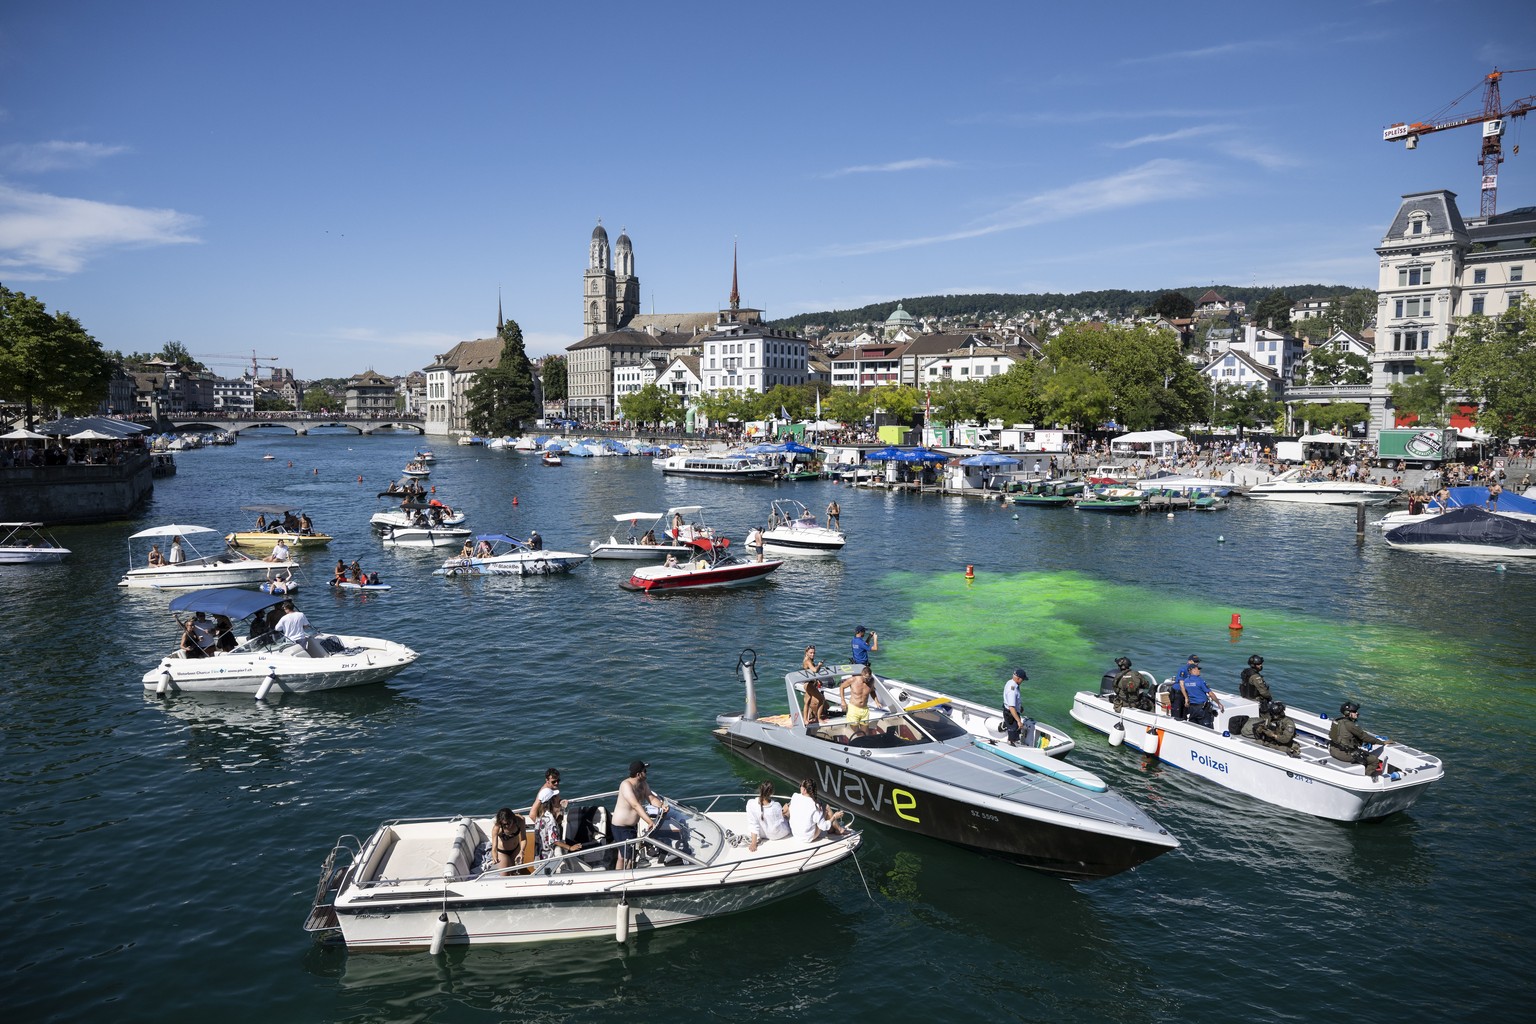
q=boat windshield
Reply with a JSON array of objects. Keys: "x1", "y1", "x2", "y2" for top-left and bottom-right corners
[{"x1": 807, "y1": 707, "x2": 968, "y2": 748}]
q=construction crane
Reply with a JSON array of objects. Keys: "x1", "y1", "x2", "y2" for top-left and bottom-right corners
[
  {"x1": 1383, "y1": 67, "x2": 1536, "y2": 219},
  {"x1": 195, "y1": 350, "x2": 281, "y2": 380}
]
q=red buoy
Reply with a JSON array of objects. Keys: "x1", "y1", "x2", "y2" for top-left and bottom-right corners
[
  {"x1": 965, "y1": 564, "x2": 975, "y2": 580},
  {"x1": 512, "y1": 496, "x2": 519, "y2": 506},
  {"x1": 1229, "y1": 613, "x2": 1243, "y2": 630}
]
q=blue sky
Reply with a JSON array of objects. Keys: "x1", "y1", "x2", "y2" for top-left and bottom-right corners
[{"x1": 2, "y1": 0, "x2": 1533, "y2": 379}]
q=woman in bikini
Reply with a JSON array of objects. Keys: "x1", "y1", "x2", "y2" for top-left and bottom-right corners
[
  {"x1": 491, "y1": 807, "x2": 525, "y2": 871},
  {"x1": 803, "y1": 678, "x2": 830, "y2": 724}
]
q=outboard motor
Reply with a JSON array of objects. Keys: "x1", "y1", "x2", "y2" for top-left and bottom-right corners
[{"x1": 1099, "y1": 672, "x2": 1119, "y2": 698}]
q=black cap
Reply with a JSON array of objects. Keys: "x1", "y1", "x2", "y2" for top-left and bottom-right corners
[
  {"x1": 1014, "y1": 667, "x2": 1028, "y2": 681},
  {"x1": 628, "y1": 759, "x2": 648, "y2": 776},
  {"x1": 855, "y1": 625, "x2": 866, "y2": 635},
  {"x1": 1188, "y1": 655, "x2": 1200, "y2": 663}
]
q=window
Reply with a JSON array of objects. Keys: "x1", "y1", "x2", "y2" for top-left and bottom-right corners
[
  {"x1": 1471, "y1": 296, "x2": 1485, "y2": 315},
  {"x1": 1473, "y1": 268, "x2": 1487, "y2": 285},
  {"x1": 1514, "y1": 266, "x2": 1525, "y2": 282},
  {"x1": 1398, "y1": 265, "x2": 1430, "y2": 287},
  {"x1": 1394, "y1": 296, "x2": 1432, "y2": 318}
]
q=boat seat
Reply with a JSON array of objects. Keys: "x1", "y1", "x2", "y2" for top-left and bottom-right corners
[{"x1": 1328, "y1": 757, "x2": 1368, "y2": 774}]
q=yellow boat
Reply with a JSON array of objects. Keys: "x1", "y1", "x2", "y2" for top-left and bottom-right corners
[{"x1": 225, "y1": 505, "x2": 333, "y2": 551}]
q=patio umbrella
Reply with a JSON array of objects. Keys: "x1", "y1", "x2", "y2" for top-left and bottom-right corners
[
  {"x1": 68, "y1": 429, "x2": 120, "y2": 440},
  {"x1": 780, "y1": 440, "x2": 818, "y2": 454},
  {"x1": 1, "y1": 428, "x2": 48, "y2": 440},
  {"x1": 959, "y1": 452, "x2": 1021, "y2": 467},
  {"x1": 864, "y1": 446, "x2": 908, "y2": 461}
]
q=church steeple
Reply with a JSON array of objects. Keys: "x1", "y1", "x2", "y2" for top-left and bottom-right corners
[
  {"x1": 497, "y1": 288, "x2": 504, "y2": 332},
  {"x1": 729, "y1": 240, "x2": 740, "y2": 312}
]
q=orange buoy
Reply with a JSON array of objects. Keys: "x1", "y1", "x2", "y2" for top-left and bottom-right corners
[
  {"x1": 512, "y1": 496, "x2": 519, "y2": 506},
  {"x1": 357, "y1": 474, "x2": 363, "y2": 483},
  {"x1": 1229, "y1": 613, "x2": 1243, "y2": 630},
  {"x1": 965, "y1": 564, "x2": 975, "y2": 580}
]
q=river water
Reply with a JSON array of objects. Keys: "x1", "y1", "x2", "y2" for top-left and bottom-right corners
[{"x1": 2, "y1": 434, "x2": 1530, "y2": 1022}]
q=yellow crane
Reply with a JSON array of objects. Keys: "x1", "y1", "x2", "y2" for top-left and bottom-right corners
[{"x1": 1383, "y1": 67, "x2": 1536, "y2": 218}]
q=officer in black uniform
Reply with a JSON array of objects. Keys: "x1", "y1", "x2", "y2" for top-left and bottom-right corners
[
  {"x1": 1254, "y1": 701, "x2": 1300, "y2": 757},
  {"x1": 1329, "y1": 701, "x2": 1390, "y2": 775},
  {"x1": 1239, "y1": 654, "x2": 1273, "y2": 717},
  {"x1": 1110, "y1": 657, "x2": 1152, "y2": 712}
]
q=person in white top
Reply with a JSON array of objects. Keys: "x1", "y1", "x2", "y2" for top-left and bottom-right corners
[
  {"x1": 168, "y1": 537, "x2": 185, "y2": 564},
  {"x1": 745, "y1": 780, "x2": 792, "y2": 851},
  {"x1": 274, "y1": 600, "x2": 310, "y2": 643},
  {"x1": 266, "y1": 538, "x2": 290, "y2": 563},
  {"x1": 787, "y1": 778, "x2": 846, "y2": 842}
]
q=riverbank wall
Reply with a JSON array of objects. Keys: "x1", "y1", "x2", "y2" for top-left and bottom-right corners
[{"x1": 0, "y1": 454, "x2": 155, "y2": 525}]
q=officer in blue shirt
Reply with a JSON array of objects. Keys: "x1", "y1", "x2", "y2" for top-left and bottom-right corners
[
  {"x1": 851, "y1": 625, "x2": 877, "y2": 667},
  {"x1": 1178, "y1": 664, "x2": 1223, "y2": 728},
  {"x1": 1168, "y1": 654, "x2": 1200, "y2": 721}
]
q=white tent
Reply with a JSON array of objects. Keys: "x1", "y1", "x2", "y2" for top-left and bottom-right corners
[
  {"x1": 1110, "y1": 430, "x2": 1187, "y2": 459},
  {"x1": 1299, "y1": 432, "x2": 1349, "y2": 444},
  {"x1": 1, "y1": 428, "x2": 48, "y2": 440}
]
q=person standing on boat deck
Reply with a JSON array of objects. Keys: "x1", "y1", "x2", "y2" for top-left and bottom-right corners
[
  {"x1": 802, "y1": 678, "x2": 831, "y2": 724},
  {"x1": 841, "y1": 664, "x2": 877, "y2": 725},
  {"x1": 802, "y1": 644, "x2": 825, "y2": 674},
  {"x1": 491, "y1": 808, "x2": 526, "y2": 871},
  {"x1": 1488, "y1": 481, "x2": 1503, "y2": 510},
  {"x1": 826, "y1": 499, "x2": 841, "y2": 530},
  {"x1": 851, "y1": 625, "x2": 877, "y2": 668},
  {"x1": 255, "y1": 513, "x2": 267, "y2": 531},
  {"x1": 746, "y1": 781, "x2": 792, "y2": 851},
  {"x1": 1003, "y1": 668, "x2": 1035, "y2": 746},
  {"x1": 530, "y1": 768, "x2": 561, "y2": 820},
  {"x1": 789, "y1": 779, "x2": 847, "y2": 842},
  {"x1": 1168, "y1": 655, "x2": 1200, "y2": 720},
  {"x1": 1240, "y1": 655, "x2": 1273, "y2": 717},
  {"x1": 612, "y1": 761, "x2": 661, "y2": 869},
  {"x1": 1254, "y1": 702, "x2": 1300, "y2": 757},
  {"x1": 1179, "y1": 664, "x2": 1223, "y2": 728},
  {"x1": 168, "y1": 536, "x2": 185, "y2": 564},
  {"x1": 180, "y1": 617, "x2": 208, "y2": 658},
  {"x1": 746, "y1": 526, "x2": 764, "y2": 561},
  {"x1": 298, "y1": 512, "x2": 313, "y2": 535},
  {"x1": 1330, "y1": 702, "x2": 1391, "y2": 776},
  {"x1": 274, "y1": 600, "x2": 309, "y2": 643}
]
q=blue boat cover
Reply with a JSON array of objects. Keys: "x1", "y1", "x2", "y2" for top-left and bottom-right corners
[
  {"x1": 168, "y1": 588, "x2": 286, "y2": 619},
  {"x1": 1441, "y1": 486, "x2": 1536, "y2": 516}
]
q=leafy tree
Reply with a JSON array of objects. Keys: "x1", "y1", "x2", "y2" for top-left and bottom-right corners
[
  {"x1": 1290, "y1": 315, "x2": 1333, "y2": 343},
  {"x1": 1253, "y1": 291, "x2": 1292, "y2": 330},
  {"x1": 925, "y1": 379, "x2": 983, "y2": 427},
  {"x1": 979, "y1": 360, "x2": 1045, "y2": 425},
  {"x1": 1040, "y1": 361, "x2": 1113, "y2": 432},
  {"x1": 1292, "y1": 402, "x2": 1369, "y2": 433},
  {"x1": 1151, "y1": 291, "x2": 1195, "y2": 320},
  {"x1": 0, "y1": 286, "x2": 115, "y2": 427},
  {"x1": 159, "y1": 340, "x2": 207, "y2": 372},
  {"x1": 618, "y1": 383, "x2": 683, "y2": 426},
  {"x1": 1442, "y1": 295, "x2": 1536, "y2": 439},
  {"x1": 1336, "y1": 290, "x2": 1378, "y2": 334},
  {"x1": 1213, "y1": 383, "x2": 1278, "y2": 436},
  {"x1": 254, "y1": 394, "x2": 290, "y2": 412},
  {"x1": 1304, "y1": 347, "x2": 1370, "y2": 385},
  {"x1": 1045, "y1": 323, "x2": 1201, "y2": 430},
  {"x1": 821, "y1": 388, "x2": 869, "y2": 425},
  {"x1": 867, "y1": 384, "x2": 920, "y2": 425},
  {"x1": 301, "y1": 387, "x2": 335, "y2": 413},
  {"x1": 540, "y1": 355, "x2": 567, "y2": 401},
  {"x1": 464, "y1": 319, "x2": 539, "y2": 435},
  {"x1": 1388, "y1": 359, "x2": 1450, "y2": 426}
]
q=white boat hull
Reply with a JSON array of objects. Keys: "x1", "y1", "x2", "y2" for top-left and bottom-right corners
[
  {"x1": 589, "y1": 539, "x2": 694, "y2": 560},
  {"x1": 761, "y1": 526, "x2": 845, "y2": 553},
  {"x1": 1245, "y1": 483, "x2": 1399, "y2": 506},
  {"x1": 439, "y1": 551, "x2": 588, "y2": 575},
  {"x1": 143, "y1": 636, "x2": 419, "y2": 694},
  {"x1": 379, "y1": 526, "x2": 472, "y2": 547},
  {"x1": 0, "y1": 548, "x2": 70, "y2": 564},
  {"x1": 120, "y1": 559, "x2": 296, "y2": 589},
  {"x1": 1068, "y1": 690, "x2": 1442, "y2": 821}
]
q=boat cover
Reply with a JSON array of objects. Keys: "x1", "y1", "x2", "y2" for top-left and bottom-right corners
[
  {"x1": 1384, "y1": 506, "x2": 1536, "y2": 547},
  {"x1": 168, "y1": 588, "x2": 286, "y2": 618},
  {"x1": 129, "y1": 523, "x2": 223, "y2": 539},
  {"x1": 1439, "y1": 486, "x2": 1536, "y2": 516}
]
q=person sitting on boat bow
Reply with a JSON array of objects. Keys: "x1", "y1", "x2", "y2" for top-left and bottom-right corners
[
  {"x1": 1330, "y1": 702, "x2": 1391, "y2": 776},
  {"x1": 789, "y1": 779, "x2": 847, "y2": 842},
  {"x1": 266, "y1": 538, "x2": 290, "y2": 563},
  {"x1": 746, "y1": 781, "x2": 792, "y2": 851},
  {"x1": 1254, "y1": 702, "x2": 1300, "y2": 757}
]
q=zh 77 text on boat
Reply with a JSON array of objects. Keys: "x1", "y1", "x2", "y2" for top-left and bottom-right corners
[{"x1": 714, "y1": 652, "x2": 1177, "y2": 881}]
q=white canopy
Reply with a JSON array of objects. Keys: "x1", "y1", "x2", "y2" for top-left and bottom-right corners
[
  {"x1": 1299, "y1": 432, "x2": 1349, "y2": 444},
  {"x1": 128, "y1": 524, "x2": 223, "y2": 540},
  {"x1": 68, "y1": 429, "x2": 119, "y2": 440},
  {"x1": 1111, "y1": 430, "x2": 1187, "y2": 444},
  {"x1": 1, "y1": 428, "x2": 48, "y2": 440}
]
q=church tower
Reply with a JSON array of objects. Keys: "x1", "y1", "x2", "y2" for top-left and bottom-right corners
[
  {"x1": 584, "y1": 221, "x2": 617, "y2": 337},
  {"x1": 614, "y1": 228, "x2": 639, "y2": 328}
]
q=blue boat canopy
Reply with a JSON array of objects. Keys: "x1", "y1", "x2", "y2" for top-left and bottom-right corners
[{"x1": 168, "y1": 588, "x2": 287, "y2": 619}]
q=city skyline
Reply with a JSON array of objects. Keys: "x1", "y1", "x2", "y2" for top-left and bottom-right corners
[{"x1": 1, "y1": 0, "x2": 1532, "y2": 378}]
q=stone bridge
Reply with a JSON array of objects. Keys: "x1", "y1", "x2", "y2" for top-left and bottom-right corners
[{"x1": 155, "y1": 415, "x2": 426, "y2": 436}]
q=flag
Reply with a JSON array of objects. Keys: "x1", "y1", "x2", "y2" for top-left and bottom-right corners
[
  {"x1": 780, "y1": 404, "x2": 789, "y2": 421},
  {"x1": 815, "y1": 390, "x2": 822, "y2": 419}
]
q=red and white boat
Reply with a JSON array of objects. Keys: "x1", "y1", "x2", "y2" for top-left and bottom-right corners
[
  {"x1": 621, "y1": 537, "x2": 782, "y2": 592},
  {"x1": 542, "y1": 452, "x2": 562, "y2": 466}
]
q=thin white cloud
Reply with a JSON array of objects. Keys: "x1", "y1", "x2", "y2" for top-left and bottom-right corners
[
  {"x1": 1108, "y1": 125, "x2": 1230, "y2": 149},
  {"x1": 1212, "y1": 139, "x2": 1304, "y2": 170},
  {"x1": 0, "y1": 141, "x2": 129, "y2": 173},
  {"x1": 824, "y1": 158, "x2": 956, "y2": 178},
  {"x1": 1121, "y1": 40, "x2": 1271, "y2": 65},
  {"x1": 811, "y1": 159, "x2": 1207, "y2": 258},
  {"x1": 0, "y1": 183, "x2": 200, "y2": 278}
]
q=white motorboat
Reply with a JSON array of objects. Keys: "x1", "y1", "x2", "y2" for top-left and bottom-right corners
[
  {"x1": 1244, "y1": 470, "x2": 1399, "y2": 506},
  {"x1": 1378, "y1": 485, "x2": 1536, "y2": 532},
  {"x1": 436, "y1": 534, "x2": 588, "y2": 576},
  {"x1": 414, "y1": 450, "x2": 436, "y2": 463},
  {"x1": 1132, "y1": 472, "x2": 1233, "y2": 497},
  {"x1": 1382, "y1": 506, "x2": 1536, "y2": 558},
  {"x1": 304, "y1": 790, "x2": 860, "y2": 950},
  {"x1": 657, "y1": 452, "x2": 779, "y2": 481},
  {"x1": 370, "y1": 499, "x2": 467, "y2": 532},
  {"x1": 379, "y1": 522, "x2": 473, "y2": 548},
  {"x1": 714, "y1": 654, "x2": 1178, "y2": 881},
  {"x1": 589, "y1": 506, "x2": 710, "y2": 559},
  {"x1": 143, "y1": 588, "x2": 419, "y2": 698},
  {"x1": 1069, "y1": 675, "x2": 1444, "y2": 821},
  {"x1": 401, "y1": 461, "x2": 431, "y2": 477},
  {"x1": 0, "y1": 522, "x2": 70, "y2": 564},
  {"x1": 621, "y1": 538, "x2": 782, "y2": 592},
  {"x1": 761, "y1": 499, "x2": 845, "y2": 554},
  {"x1": 119, "y1": 524, "x2": 295, "y2": 589},
  {"x1": 542, "y1": 452, "x2": 562, "y2": 466}
]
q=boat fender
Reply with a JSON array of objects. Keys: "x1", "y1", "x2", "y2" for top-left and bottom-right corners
[
  {"x1": 615, "y1": 899, "x2": 630, "y2": 942},
  {"x1": 255, "y1": 667, "x2": 277, "y2": 701},
  {"x1": 156, "y1": 668, "x2": 172, "y2": 696},
  {"x1": 430, "y1": 912, "x2": 449, "y2": 955},
  {"x1": 1109, "y1": 723, "x2": 1125, "y2": 747}
]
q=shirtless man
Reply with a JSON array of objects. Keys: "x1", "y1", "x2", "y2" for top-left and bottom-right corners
[
  {"x1": 612, "y1": 760, "x2": 667, "y2": 869},
  {"x1": 841, "y1": 664, "x2": 876, "y2": 726}
]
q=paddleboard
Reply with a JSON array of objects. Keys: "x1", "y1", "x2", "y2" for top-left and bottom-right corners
[
  {"x1": 972, "y1": 737, "x2": 1107, "y2": 792},
  {"x1": 330, "y1": 580, "x2": 391, "y2": 592}
]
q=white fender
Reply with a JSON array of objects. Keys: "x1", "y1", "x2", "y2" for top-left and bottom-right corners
[
  {"x1": 255, "y1": 667, "x2": 276, "y2": 701},
  {"x1": 615, "y1": 900, "x2": 630, "y2": 942},
  {"x1": 430, "y1": 911, "x2": 449, "y2": 955},
  {"x1": 156, "y1": 667, "x2": 172, "y2": 696},
  {"x1": 1108, "y1": 722, "x2": 1125, "y2": 747}
]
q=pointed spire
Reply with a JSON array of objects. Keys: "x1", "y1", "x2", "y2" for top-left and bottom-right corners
[
  {"x1": 497, "y1": 288, "x2": 504, "y2": 331},
  {"x1": 729, "y1": 239, "x2": 740, "y2": 312}
]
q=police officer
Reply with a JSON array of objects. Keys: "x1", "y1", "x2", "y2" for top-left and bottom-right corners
[
  {"x1": 1110, "y1": 657, "x2": 1150, "y2": 712},
  {"x1": 1178, "y1": 664, "x2": 1223, "y2": 728},
  {"x1": 1239, "y1": 655, "x2": 1273, "y2": 717},
  {"x1": 1330, "y1": 701, "x2": 1391, "y2": 775},
  {"x1": 1168, "y1": 654, "x2": 1200, "y2": 721},
  {"x1": 1254, "y1": 701, "x2": 1300, "y2": 757}
]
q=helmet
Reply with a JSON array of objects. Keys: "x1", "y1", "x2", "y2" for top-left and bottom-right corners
[
  {"x1": 1247, "y1": 655, "x2": 1264, "y2": 668},
  {"x1": 1340, "y1": 701, "x2": 1361, "y2": 716},
  {"x1": 1268, "y1": 701, "x2": 1287, "y2": 718},
  {"x1": 1115, "y1": 657, "x2": 1132, "y2": 671}
]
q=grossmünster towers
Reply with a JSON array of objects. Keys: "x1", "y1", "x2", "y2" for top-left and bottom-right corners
[{"x1": 583, "y1": 221, "x2": 640, "y2": 338}]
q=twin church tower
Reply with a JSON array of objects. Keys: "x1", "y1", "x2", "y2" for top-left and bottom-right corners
[{"x1": 582, "y1": 221, "x2": 640, "y2": 338}]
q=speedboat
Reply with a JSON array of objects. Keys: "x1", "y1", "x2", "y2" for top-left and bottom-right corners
[
  {"x1": 713, "y1": 654, "x2": 1179, "y2": 881},
  {"x1": 1069, "y1": 673, "x2": 1444, "y2": 821},
  {"x1": 1132, "y1": 472, "x2": 1233, "y2": 498},
  {"x1": 589, "y1": 506, "x2": 709, "y2": 559},
  {"x1": 414, "y1": 450, "x2": 436, "y2": 463},
  {"x1": 303, "y1": 789, "x2": 860, "y2": 950},
  {"x1": 436, "y1": 534, "x2": 589, "y2": 576},
  {"x1": 1074, "y1": 494, "x2": 1144, "y2": 514},
  {"x1": 225, "y1": 504, "x2": 334, "y2": 551},
  {"x1": 1009, "y1": 482, "x2": 1074, "y2": 508},
  {"x1": 401, "y1": 461, "x2": 431, "y2": 477},
  {"x1": 0, "y1": 522, "x2": 70, "y2": 564},
  {"x1": 370, "y1": 499, "x2": 467, "y2": 532},
  {"x1": 657, "y1": 452, "x2": 779, "y2": 481},
  {"x1": 1378, "y1": 485, "x2": 1536, "y2": 531},
  {"x1": 379, "y1": 522, "x2": 473, "y2": 548},
  {"x1": 143, "y1": 588, "x2": 419, "y2": 698},
  {"x1": 622, "y1": 538, "x2": 782, "y2": 592},
  {"x1": 120, "y1": 524, "x2": 294, "y2": 589},
  {"x1": 761, "y1": 499, "x2": 845, "y2": 553},
  {"x1": 1244, "y1": 470, "x2": 1399, "y2": 506},
  {"x1": 541, "y1": 452, "x2": 562, "y2": 466},
  {"x1": 1382, "y1": 506, "x2": 1536, "y2": 558}
]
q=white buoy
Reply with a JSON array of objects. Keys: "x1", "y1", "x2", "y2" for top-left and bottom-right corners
[
  {"x1": 1108, "y1": 723, "x2": 1125, "y2": 747},
  {"x1": 1012, "y1": 513, "x2": 1019, "y2": 520},
  {"x1": 156, "y1": 668, "x2": 172, "y2": 696},
  {"x1": 255, "y1": 668, "x2": 276, "y2": 701},
  {"x1": 430, "y1": 911, "x2": 449, "y2": 955},
  {"x1": 615, "y1": 900, "x2": 630, "y2": 942},
  {"x1": 1495, "y1": 563, "x2": 1506, "y2": 573},
  {"x1": 1166, "y1": 512, "x2": 1174, "y2": 519},
  {"x1": 1217, "y1": 535, "x2": 1226, "y2": 543}
]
